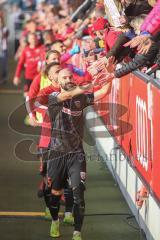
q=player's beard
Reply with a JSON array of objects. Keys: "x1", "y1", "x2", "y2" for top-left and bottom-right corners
[{"x1": 61, "y1": 82, "x2": 77, "y2": 91}]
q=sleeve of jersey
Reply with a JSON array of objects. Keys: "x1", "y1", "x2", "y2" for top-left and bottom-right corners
[
  {"x1": 15, "y1": 48, "x2": 26, "y2": 78},
  {"x1": 48, "y1": 92, "x2": 61, "y2": 107},
  {"x1": 37, "y1": 86, "x2": 60, "y2": 106},
  {"x1": 82, "y1": 93, "x2": 94, "y2": 110},
  {"x1": 28, "y1": 74, "x2": 41, "y2": 99},
  {"x1": 26, "y1": 87, "x2": 54, "y2": 117},
  {"x1": 25, "y1": 94, "x2": 47, "y2": 119},
  {"x1": 25, "y1": 74, "x2": 42, "y2": 117},
  {"x1": 25, "y1": 95, "x2": 36, "y2": 119}
]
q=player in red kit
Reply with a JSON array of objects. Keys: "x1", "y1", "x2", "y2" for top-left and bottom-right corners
[{"x1": 13, "y1": 32, "x2": 43, "y2": 97}]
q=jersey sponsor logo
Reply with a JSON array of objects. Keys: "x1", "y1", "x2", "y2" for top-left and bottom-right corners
[
  {"x1": 62, "y1": 107, "x2": 82, "y2": 116},
  {"x1": 136, "y1": 96, "x2": 149, "y2": 172}
]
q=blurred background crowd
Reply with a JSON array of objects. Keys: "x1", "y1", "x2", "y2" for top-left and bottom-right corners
[
  {"x1": 0, "y1": 0, "x2": 159, "y2": 89},
  {"x1": 0, "y1": 0, "x2": 160, "y2": 86}
]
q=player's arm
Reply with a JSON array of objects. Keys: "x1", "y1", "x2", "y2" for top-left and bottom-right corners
[
  {"x1": 28, "y1": 74, "x2": 41, "y2": 99},
  {"x1": 93, "y1": 56, "x2": 116, "y2": 101},
  {"x1": 70, "y1": 82, "x2": 93, "y2": 96},
  {"x1": 57, "y1": 56, "x2": 116, "y2": 102},
  {"x1": 49, "y1": 83, "x2": 92, "y2": 106},
  {"x1": 57, "y1": 83, "x2": 93, "y2": 102},
  {"x1": 13, "y1": 48, "x2": 26, "y2": 85},
  {"x1": 94, "y1": 81, "x2": 112, "y2": 102},
  {"x1": 25, "y1": 74, "x2": 41, "y2": 120}
]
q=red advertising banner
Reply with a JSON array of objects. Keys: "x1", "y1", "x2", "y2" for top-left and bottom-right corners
[
  {"x1": 118, "y1": 74, "x2": 132, "y2": 155},
  {"x1": 128, "y1": 74, "x2": 152, "y2": 185},
  {"x1": 150, "y1": 83, "x2": 160, "y2": 200},
  {"x1": 97, "y1": 72, "x2": 160, "y2": 202},
  {"x1": 75, "y1": 45, "x2": 160, "y2": 202}
]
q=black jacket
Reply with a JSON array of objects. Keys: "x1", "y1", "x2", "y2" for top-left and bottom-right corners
[
  {"x1": 106, "y1": 33, "x2": 133, "y2": 62},
  {"x1": 115, "y1": 43, "x2": 158, "y2": 78},
  {"x1": 125, "y1": 0, "x2": 152, "y2": 18}
]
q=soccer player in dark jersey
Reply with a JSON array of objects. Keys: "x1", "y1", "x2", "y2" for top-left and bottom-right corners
[
  {"x1": 26, "y1": 62, "x2": 76, "y2": 224},
  {"x1": 47, "y1": 57, "x2": 115, "y2": 240}
]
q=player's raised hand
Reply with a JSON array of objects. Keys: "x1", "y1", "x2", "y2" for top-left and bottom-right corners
[{"x1": 57, "y1": 91, "x2": 72, "y2": 102}]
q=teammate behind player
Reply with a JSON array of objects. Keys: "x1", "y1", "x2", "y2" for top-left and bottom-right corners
[
  {"x1": 13, "y1": 32, "x2": 43, "y2": 96},
  {"x1": 45, "y1": 49, "x2": 85, "y2": 77}
]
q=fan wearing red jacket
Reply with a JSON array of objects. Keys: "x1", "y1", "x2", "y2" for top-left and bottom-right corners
[{"x1": 13, "y1": 32, "x2": 44, "y2": 96}]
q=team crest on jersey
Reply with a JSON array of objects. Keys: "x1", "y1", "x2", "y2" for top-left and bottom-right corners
[{"x1": 74, "y1": 101, "x2": 81, "y2": 108}]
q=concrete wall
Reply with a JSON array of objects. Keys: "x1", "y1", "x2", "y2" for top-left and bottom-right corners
[{"x1": 86, "y1": 107, "x2": 160, "y2": 240}]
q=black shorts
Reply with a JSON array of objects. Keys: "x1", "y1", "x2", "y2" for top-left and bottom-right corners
[
  {"x1": 47, "y1": 151, "x2": 86, "y2": 190},
  {"x1": 24, "y1": 79, "x2": 32, "y2": 93}
]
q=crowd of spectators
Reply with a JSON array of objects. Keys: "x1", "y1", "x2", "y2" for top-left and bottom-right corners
[
  {"x1": 0, "y1": 0, "x2": 160, "y2": 86},
  {"x1": 1, "y1": 0, "x2": 160, "y2": 239}
]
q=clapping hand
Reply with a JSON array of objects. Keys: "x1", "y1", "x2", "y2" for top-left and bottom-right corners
[
  {"x1": 137, "y1": 39, "x2": 153, "y2": 55},
  {"x1": 105, "y1": 56, "x2": 116, "y2": 73},
  {"x1": 124, "y1": 35, "x2": 150, "y2": 49}
]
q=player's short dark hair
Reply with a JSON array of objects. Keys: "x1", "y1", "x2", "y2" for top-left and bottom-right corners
[{"x1": 44, "y1": 62, "x2": 60, "y2": 76}]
